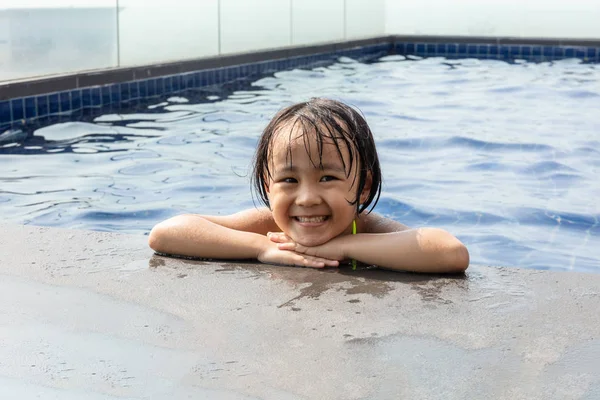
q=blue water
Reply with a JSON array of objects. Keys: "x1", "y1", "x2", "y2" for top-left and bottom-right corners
[{"x1": 1, "y1": 55, "x2": 599, "y2": 272}]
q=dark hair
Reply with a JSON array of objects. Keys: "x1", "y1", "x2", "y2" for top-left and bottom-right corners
[{"x1": 252, "y1": 98, "x2": 382, "y2": 215}]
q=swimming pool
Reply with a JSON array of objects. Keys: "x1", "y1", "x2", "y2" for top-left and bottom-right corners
[{"x1": 1, "y1": 54, "x2": 599, "y2": 273}]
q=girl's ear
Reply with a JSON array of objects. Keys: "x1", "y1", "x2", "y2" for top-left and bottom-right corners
[{"x1": 359, "y1": 172, "x2": 372, "y2": 204}]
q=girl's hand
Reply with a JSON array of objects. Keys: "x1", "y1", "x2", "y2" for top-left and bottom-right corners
[
  {"x1": 267, "y1": 232, "x2": 347, "y2": 262},
  {"x1": 257, "y1": 237, "x2": 339, "y2": 268}
]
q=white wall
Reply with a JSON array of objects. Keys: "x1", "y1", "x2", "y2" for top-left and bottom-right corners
[
  {"x1": 118, "y1": 0, "x2": 219, "y2": 66},
  {"x1": 220, "y1": 0, "x2": 291, "y2": 54},
  {"x1": 1, "y1": 0, "x2": 599, "y2": 82},
  {"x1": 292, "y1": 0, "x2": 345, "y2": 45},
  {"x1": 346, "y1": 0, "x2": 385, "y2": 39},
  {"x1": 385, "y1": 0, "x2": 600, "y2": 39}
]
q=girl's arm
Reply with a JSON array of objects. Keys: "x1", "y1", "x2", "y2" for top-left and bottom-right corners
[
  {"x1": 340, "y1": 228, "x2": 469, "y2": 273},
  {"x1": 148, "y1": 209, "x2": 339, "y2": 267},
  {"x1": 273, "y1": 213, "x2": 469, "y2": 273}
]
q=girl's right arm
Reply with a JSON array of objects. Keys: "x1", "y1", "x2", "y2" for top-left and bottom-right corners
[{"x1": 148, "y1": 208, "x2": 338, "y2": 267}]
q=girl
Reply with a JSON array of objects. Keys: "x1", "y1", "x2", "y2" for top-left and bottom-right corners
[{"x1": 149, "y1": 98, "x2": 469, "y2": 273}]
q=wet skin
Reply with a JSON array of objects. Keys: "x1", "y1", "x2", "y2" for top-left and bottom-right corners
[{"x1": 265, "y1": 127, "x2": 370, "y2": 248}]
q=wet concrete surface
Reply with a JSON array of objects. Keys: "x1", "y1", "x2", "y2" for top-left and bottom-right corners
[{"x1": 1, "y1": 223, "x2": 599, "y2": 400}]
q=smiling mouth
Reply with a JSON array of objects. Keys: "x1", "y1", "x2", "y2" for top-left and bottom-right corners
[{"x1": 294, "y1": 216, "x2": 329, "y2": 223}]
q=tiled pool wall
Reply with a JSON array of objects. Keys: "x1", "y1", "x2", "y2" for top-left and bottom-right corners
[{"x1": 1, "y1": 36, "x2": 600, "y2": 135}]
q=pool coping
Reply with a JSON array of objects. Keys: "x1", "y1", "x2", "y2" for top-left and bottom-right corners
[
  {"x1": 1, "y1": 34, "x2": 600, "y2": 133},
  {"x1": 1, "y1": 223, "x2": 599, "y2": 398}
]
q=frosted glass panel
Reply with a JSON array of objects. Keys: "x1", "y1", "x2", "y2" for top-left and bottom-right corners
[
  {"x1": 0, "y1": 1, "x2": 117, "y2": 82},
  {"x1": 522, "y1": 3, "x2": 600, "y2": 38},
  {"x1": 292, "y1": 0, "x2": 344, "y2": 45},
  {"x1": 384, "y1": 0, "x2": 600, "y2": 39},
  {"x1": 118, "y1": 0, "x2": 219, "y2": 66},
  {"x1": 220, "y1": 0, "x2": 290, "y2": 54},
  {"x1": 346, "y1": 0, "x2": 385, "y2": 39}
]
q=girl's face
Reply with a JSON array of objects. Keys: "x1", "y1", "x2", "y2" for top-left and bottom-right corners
[{"x1": 265, "y1": 125, "x2": 370, "y2": 247}]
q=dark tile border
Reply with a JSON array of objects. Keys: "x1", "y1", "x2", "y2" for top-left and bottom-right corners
[
  {"x1": 1, "y1": 34, "x2": 599, "y2": 133},
  {"x1": 393, "y1": 35, "x2": 600, "y2": 47},
  {"x1": 0, "y1": 36, "x2": 394, "y2": 101}
]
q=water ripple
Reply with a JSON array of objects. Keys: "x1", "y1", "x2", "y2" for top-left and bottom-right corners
[{"x1": 1, "y1": 55, "x2": 599, "y2": 272}]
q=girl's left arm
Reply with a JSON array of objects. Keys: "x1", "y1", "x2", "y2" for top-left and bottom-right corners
[
  {"x1": 340, "y1": 228, "x2": 469, "y2": 273},
  {"x1": 344, "y1": 212, "x2": 470, "y2": 273},
  {"x1": 272, "y1": 213, "x2": 469, "y2": 273}
]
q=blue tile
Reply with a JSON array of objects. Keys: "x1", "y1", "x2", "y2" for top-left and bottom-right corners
[
  {"x1": 500, "y1": 45, "x2": 510, "y2": 58},
  {"x1": 553, "y1": 47, "x2": 563, "y2": 58},
  {"x1": 396, "y1": 42, "x2": 406, "y2": 54},
  {"x1": 222, "y1": 68, "x2": 229, "y2": 82},
  {"x1": 24, "y1": 97, "x2": 36, "y2": 119},
  {"x1": 200, "y1": 71, "x2": 209, "y2": 86},
  {"x1": 164, "y1": 77, "x2": 173, "y2": 94},
  {"x1": 565, "y1": 47, "x2": 575, "y2": 58},
  {"x1": 532, "y1": 46, "x2": 542, "y2": 56},
  {"x1": 416, "y1": 43, "x2": 425, "y2": 54},
  {"x1": 82, "y1": 89, "x2": 91, "y2": 107},
  {"x1": 91, "y1": 88, "x2": 102, "y2": 106},
  {"x1": 71, "y1": 90, "x2": 82, "y2": 111},
  {"x1": 148, "y1": 79, "x2": 157, "y2": 97},
  {"x1": 11, "y1": 98, "x2": 24, "y2": 120},
  {"x1": 576, "y1": 48, "x2": 586, "y2": 58},
  {"x1": 155, "y1": 78, "x2": 164, "y2": 95},
  {"x1": 447, "y1": 43, "x2": 457, "y2": 54},
  {"x1": 130, "y1": 81, "x2": 139, "y2": 99},
  {"x1": 426, "y1": 43, "x2": 436, "y2": 54},
  {"x1": 467, "y1": 44, "x2": 477, "y2": 55},
  {"x1": 120, "y1": 82, "x2": 130, "y2": 102},
  {"x1": 49, "y1": 93, "x2": 60, "y2": 114},
  {"x1": 587, "y1": 47, "x2": 597, "y2": 60},
  {"x1": 36, "y1": 95, "x2": 49, "y2": 117},
  {"x1": 521, "y1": 46, "x2": 531, "y2": 57},
  {"x1": 139, "y1": 80, "x2": 148, "y2": 98},
  {"x1": 110, "y1": 85, "x2": 120, "y2": 104},
  {"x1": 477, "y1": 45, "x2": 488, "y2": 55},
  {"x1": 184, "y1": 73, "x2": 194, "y2": 88},
  {"x1": 489, "y1": 45, "x2": 498, "y2": 55},
  {"x1": 173, "y1": 75, "x2": 181, "y2": 92},
  {"x1": 511, "y1": 46, "x2": 521, "y2": 57},
  {"x1": 0, "y1": 100, "x2": 11, "y2": 123},
  {"x1": 101, "y1": 86, "x2": 111, "y2": 105},
  {"x1": 406, "y1": 43, "x2": 415, "y2": 54},
  {"x1": 543, "y1": 46, "x2": 552, "y2": 57},
  {"x1": 59, "y1": 91, "x2": 71, "y2": 113},
  {"x1": 458, "y1": 44, "x2": 467, "y2": 54}
]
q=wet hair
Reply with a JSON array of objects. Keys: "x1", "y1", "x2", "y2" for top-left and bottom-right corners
[{"x1": 252, "y1": 98, "x2": 382, "y2": 215}]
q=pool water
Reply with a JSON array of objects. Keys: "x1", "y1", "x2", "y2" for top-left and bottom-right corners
[{"x1": 1, "y1": 55, "x2": 599, "y2": 273}]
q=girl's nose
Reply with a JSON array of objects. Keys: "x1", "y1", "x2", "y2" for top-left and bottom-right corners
[{"x1": 295, "y1": 184, "x2": 322, "y2": 207}]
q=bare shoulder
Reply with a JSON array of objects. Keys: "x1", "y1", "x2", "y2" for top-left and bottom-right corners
[
  {"x1": 359, "y1": 212, "x2": 411, "y2": 234},
  {"x1": 187, "y1": 208, "x2": 280, "y2": 235}
]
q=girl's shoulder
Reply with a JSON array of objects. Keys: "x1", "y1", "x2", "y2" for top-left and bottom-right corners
[{"x1": 359, "y1": 212, "x2": 411, "y2": 234}]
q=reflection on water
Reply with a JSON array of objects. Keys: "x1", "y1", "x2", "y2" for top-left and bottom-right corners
[{"x1": 1, "y1": 56, "x2": 599, "y2": 272}]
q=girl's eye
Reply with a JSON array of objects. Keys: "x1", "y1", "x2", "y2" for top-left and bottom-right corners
[
  {"x1": 320, "y1": 175, "x2": 337, "y2": 182},
  {"x1": 282, "y1": 177, "x2": 297, "y2": 183}
]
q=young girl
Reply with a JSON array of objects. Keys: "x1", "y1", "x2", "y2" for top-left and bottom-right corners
[{"x1": 149, "y1": 98, "x2": 469, "y2": 273}]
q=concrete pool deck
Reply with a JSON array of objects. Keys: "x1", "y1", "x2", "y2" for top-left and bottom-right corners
[{"x1": 1, "y1": 223, "x2": 599, "y2": 399}]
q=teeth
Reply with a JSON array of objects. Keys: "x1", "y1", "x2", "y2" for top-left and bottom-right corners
[{"x1": 296, "y1": 216, "x2": 327, "y2": 223}]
